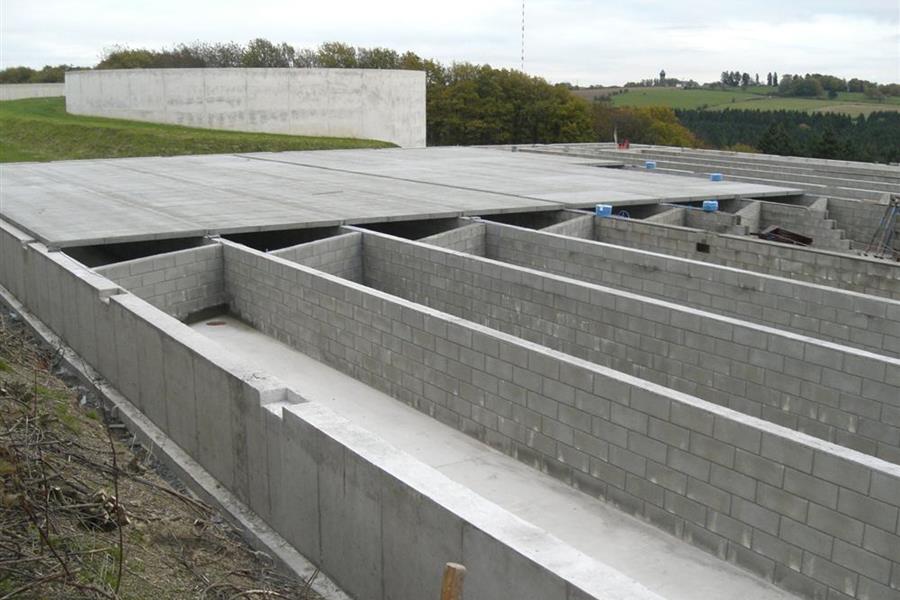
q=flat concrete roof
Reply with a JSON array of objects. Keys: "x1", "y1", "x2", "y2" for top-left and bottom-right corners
[{"x1": 0, "y1": 146, "x2": 801, "y2": 247}]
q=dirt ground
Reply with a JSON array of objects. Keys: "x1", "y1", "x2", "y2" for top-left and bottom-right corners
[{"x1": 0, "y1": 312, "x2": 321, "y2": 599}]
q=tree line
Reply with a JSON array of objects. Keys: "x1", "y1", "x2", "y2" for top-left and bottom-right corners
[{"x1": 675, "y1": 109, "x2": 900, "y2": 162}]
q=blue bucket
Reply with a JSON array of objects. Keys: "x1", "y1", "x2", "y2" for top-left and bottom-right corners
[
  {"x1": 702, "y1": 200, "x2": 719, "y2": 212},
  {"x1": 595, "y1": 204, "x2": 613, "y2": 217}
]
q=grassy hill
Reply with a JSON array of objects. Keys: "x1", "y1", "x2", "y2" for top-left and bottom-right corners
[
  {"x1": 572, "y1": 86, "x2": 900, "y2": 116},
  {"x1": 0, "y1": 97, "x2": 393, "y2": 163}
]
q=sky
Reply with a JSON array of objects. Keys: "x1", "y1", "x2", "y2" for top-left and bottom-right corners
[{"x1": 1, "y1": 0, "x2": 898, "y2": 85}]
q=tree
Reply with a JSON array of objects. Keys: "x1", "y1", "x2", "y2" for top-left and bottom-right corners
[
  {"x1": 757, "y1": 122, "x2": 797, "y2": 156},
  {"x1": 813, "y1": 128, "x2": 842, "y2": 159},
  {"x1": 741, "y1": 72, "x2": 751, "y2": 89},
  {"x1": 316, "y1": 42, "x2": 357, "y2": 68},
  {"x1": 659, "y1": 69, "x2": 666, "y2": 85},
  {"x1": 241, "y1": 38, "x2": 293, "y2": 67}
]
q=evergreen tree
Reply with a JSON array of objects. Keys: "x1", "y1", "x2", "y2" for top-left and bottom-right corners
[
  {"x1": 757, "y1": 122, "x2": 797, "y2": 156},
  {"x1": 813, "y1": 128, "x2": 841, "y2": 159}
]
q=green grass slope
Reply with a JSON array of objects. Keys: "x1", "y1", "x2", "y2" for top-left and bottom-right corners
[
  {"x1": 580, "y1": 86, "x2": 900, "y2": 116},
  {"x1": 0, "y1": 97, "x2": 393, "y2": 163}
]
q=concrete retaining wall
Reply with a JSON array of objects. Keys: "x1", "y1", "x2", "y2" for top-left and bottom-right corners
[
  {"x1": 0, "y1": 82, "x2": 65, "y2": 101},
  {"x1": 220, "y1": 236, "x2": 900, "y2": 600},
  {"x1": 358, "y1": 230, "x2": 900, "y2": 463},
  {"x1": 593, "y1": 216, "x2": 900, "y2": 300},
  {"x1": 0, "y1": 219, "x2": 660, "y2": 600},
  {"x1": 65, "y1": 68, "x2": 426, "y2": 148},
  {"x1": 94, "y1": 244, "x2": 225, "y2": 320},
  {"x1": 269, "y1": 232, "x2": 363, "y2": 282},
  {"x1": 481, "y1": 221, "x2": 900, "y2": 357},
  {"x1": 419, "y1": 222, "x2": 487, "y2": 255}
]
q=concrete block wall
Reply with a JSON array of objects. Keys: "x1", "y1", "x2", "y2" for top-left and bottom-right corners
[
  {"x1": 0, "y1": 221, "x2": 660, "y2": 600},
  {"x1": 0, "y1": 82, "x2": 65, "y2": 101},
  {"x1": 481, "y1": 221, "x2": 900, "y2": 357},
  {"x1": 94, "y1": 244, "x2": 225, "y2": 320},
  {"x1": 592, "y1": 216, "x2": 900, "y2": 300},
  {"x1": 539, "y1": 214, "x2": 595, "y2": 238},
  {"x1": 735, "y1": 201, "x2": 762, "y2": 233},
  {"x1": 827, "y1": 197, "x2": 900, "y2": 252},
  {"x1": 358, "y1": 230, "x2": 900, "y2": 463},
  {"x1": 683, "y1": 207, "x2": 745, "y2": 235},
  {"x1": 220, "y1": 238, "x2": 900, "y2": 600},
  {"x1": 65, "y1": 68, "x2": 426, "y2": 148},
  {"x1": 269, "y1": 232, "x2": 363, "y2": 282},
  {"x1": 645, "y1": 207, "x2": 686, "y2": 226},
  {"x1": 418, "y1": 222, "x2": 487, "y2": 256}
]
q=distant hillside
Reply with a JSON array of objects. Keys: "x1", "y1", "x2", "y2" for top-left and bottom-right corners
[{"x1": 572, "y1": 86, "x2": 900, "y2": 117}]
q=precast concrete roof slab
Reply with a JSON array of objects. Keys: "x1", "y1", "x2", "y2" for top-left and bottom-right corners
[{"x1": 0, "y1": 146, "x2": 801, "y2": 247}]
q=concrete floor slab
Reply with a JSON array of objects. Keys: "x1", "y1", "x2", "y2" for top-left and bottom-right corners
[
  {"x1": 0, "y1": 147, "x2": 800, "y2": 247},
  {"x1": 190, "y1": 315, "x2": 797, "y2": 600}
]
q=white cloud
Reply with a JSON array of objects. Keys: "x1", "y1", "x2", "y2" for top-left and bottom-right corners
[{"x1": 1, "y1": 0, "x2": 897, "y2": 84}]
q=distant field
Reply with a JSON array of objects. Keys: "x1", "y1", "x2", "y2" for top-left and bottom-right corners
[
  {"x1": 0, "y1": 96, "x2": 393, "y2": 162},
  {"x1": 573, "y1": 86, "x2": 900, "y2": 116}
]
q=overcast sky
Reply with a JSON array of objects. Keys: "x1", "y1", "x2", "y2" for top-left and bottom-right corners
[{"x1": 2, "y1": 0, "x2": 898, "y2": 84}]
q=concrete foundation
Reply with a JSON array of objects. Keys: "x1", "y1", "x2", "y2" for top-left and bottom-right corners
[{"x1": 2, "y1": 145, "x2": 899, "y2": 600}]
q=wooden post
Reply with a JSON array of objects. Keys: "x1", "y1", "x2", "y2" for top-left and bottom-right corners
[{"x1": 440, "y1": 562, "x2": 466, "y2": 600}]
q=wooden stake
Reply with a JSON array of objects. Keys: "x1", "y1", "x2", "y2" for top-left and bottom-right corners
[{"x1": 440, "y1": 562, "x2": 466, "y2": 600}]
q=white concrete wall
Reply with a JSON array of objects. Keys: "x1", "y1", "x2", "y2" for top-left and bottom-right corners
[
  {"x1": 65, "y1": 68, "x2": 426, "y2": 148},
  {"x1": 0, "y1": 83, "x2": 65, "y2": 101}
]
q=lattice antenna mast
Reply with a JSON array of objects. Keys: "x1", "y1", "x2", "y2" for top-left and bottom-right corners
[{"x1": 521, "y1": 0, "x2": 526, "y2": 72}]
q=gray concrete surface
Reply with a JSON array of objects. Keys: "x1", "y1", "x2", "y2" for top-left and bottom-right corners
[
  {"x1": 0, "y1": 147, "x2": 801, "y2": 247},
  {"x1": 0, "y1": 82, "x2": 65, "y2": 100},
  {"x1": 65, "y1": 68, "x2": 426, "y2": 148},
  {"x1": 192, "y1": 314, "x2": 796, "y2": 600}
]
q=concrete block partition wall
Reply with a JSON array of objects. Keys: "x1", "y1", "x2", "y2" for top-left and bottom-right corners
[
  {"x1": 65, "y1": 68, "x2": 426, "y2": 148},
  {"x1": 590, "y1": 215, "x2": 900, "y2": 300},
  {"x1": 0, "y1": 220, "x2": 665, "y2": 600},
  {"x1": 268, "y1": 232, "x2": 363, "y2": 283},
  {"x1": 94, "y1": 244, "x2": 225, "y2": 320},
  {"x1": 471, "y1": 220, "x2": 900, "y2": 357},
  {"x1": 220, "y1": 238, "x2": 900, "y2": 600},
  {"x1": 418, "y1": 223, "x2": 488, "y2": 256},
  {"x1": 353, "y1": 229, "x2": 900, "y2": 464}
]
